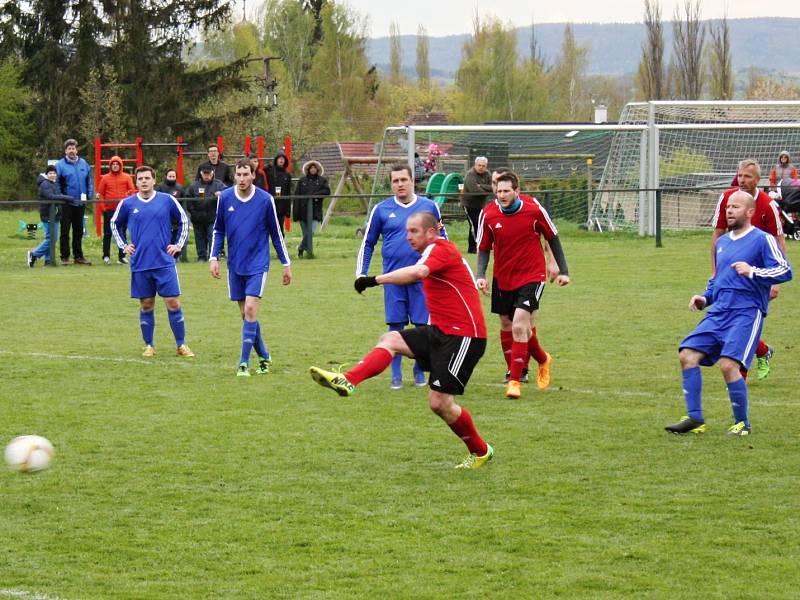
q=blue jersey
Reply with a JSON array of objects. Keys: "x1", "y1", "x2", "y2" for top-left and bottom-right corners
[
  {"x1": 356, "y1": 195, "x2": 444, "y2": 276},
  {"x1": 210, "y1": 185, "x2": 290, "y2": 275},
  {"x1": 704, "y1": 227, "x2": 792, "y2": 315},
  {"x1": 111, "y1": 192, "x2": 189, "y2": 272}
]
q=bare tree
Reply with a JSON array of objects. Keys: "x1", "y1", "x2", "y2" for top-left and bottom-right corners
[
  {"x1": 636, "y1": 0, "x2": 666, "y2": 99},
  {"x1": 529, "y1": 14, "x2": 544, "y2": 68},
  {"x1": 708, "y1": 14, "x2": 733, "y2": 100},
  {"x1": 389, "y1": 21, "x2": 402, "y2": 84},
  {"x1": 416, "y1": 24, "x2": 430, "y2": 87},
  {"x1": 672, "y1": 0, "x2": 705, "y2": 99}
]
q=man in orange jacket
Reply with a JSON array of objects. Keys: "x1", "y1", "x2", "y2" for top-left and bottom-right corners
[{"x1": 97, "y1": 156, "x2": 136, "y2": 264}]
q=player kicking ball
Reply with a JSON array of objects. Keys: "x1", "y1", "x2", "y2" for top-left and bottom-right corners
[
  {"x1": 666, "y1": 191, "x2": 792, "y2": 436},
  {"x1": 310, "y1": 212, "x2": 493, "y2": 469},
  {"x1": 210, "y1": 159, "x2": 292, "y2": 376}
]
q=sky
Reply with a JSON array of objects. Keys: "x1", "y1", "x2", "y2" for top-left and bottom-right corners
[{"x1": 334, "y1": 0, "x2": 799, "y2": 37}]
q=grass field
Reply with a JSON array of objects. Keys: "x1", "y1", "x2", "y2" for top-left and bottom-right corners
[{"x1": 1, "y1": 210, "x2": 799, "y2": 599}]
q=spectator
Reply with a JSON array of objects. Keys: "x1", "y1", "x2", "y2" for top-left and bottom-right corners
[
  {"x1": 769, "y1": 151, "x2": 798, "y2": 191},
  {"x1": 267, "y1": 151, "x2": 292, "y2": 236},
  {"x1": 293, "y1": 160, "x2": 330, "y2": 258},
  {"x1": 96, "y1": 156, "x2": 136, "y2": 265},
  {"x1": 248, "y1": 153, "x2": 269, "y2": 191},
  {"x1": 156, "y1": 168, "x2": 184, "y2": 199},
  {"x1": 27, "y1": 165, "x2": 70, "y2": 268},
  {"x1": 56, "y1": 138, "x2": 93, "y2": 265},
  {"x1": 460, "y1": 156, "x2": 493, "y2": 254},
  {"x1": 195, "y1": 143, "x2": 233, "y2": 186},
  {"x1": 185, "y1": 167, "x2": 225, "y2": 261}
]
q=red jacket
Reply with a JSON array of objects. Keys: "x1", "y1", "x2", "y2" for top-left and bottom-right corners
[{"x1": 97, "y1": 156, "x2": 135, "y2": 212}]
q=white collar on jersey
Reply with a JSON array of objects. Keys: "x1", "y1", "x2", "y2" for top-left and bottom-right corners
[
  {"x1": 235, "y1": 185, "x2": 256, "y2": 203},
  {"x1": 137, "y1": 191, "x2": 156, "y2": 203},
  {"x1": 393, "y1": 194, "x2": 417, "y2": 208},
  {"x1": 729, "y1": 225, "x2": 755, "y2": 241}
]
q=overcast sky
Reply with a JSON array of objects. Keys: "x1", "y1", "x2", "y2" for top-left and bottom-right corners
[{"x1": 335, "y1": 0, "x2": 798, "y2": 37}]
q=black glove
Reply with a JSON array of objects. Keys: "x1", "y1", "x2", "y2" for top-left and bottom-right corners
[{"x1": 354, "y1": 276, "x2": 378, "y2": 294}]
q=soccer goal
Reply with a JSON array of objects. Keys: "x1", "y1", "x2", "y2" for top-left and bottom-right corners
[{"x1": 374, "y1": 101, "x2": 800, "y2": 234}]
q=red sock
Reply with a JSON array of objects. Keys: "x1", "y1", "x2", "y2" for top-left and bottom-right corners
[
  {"x1": 448, "y1": 407, "x2": 487, "y2": 455},
  {"x1": 756, "y1": 340, "x2": 768, "y2": 358},
  {"x1": 500, "y1": 330, "x2": 513, "y2": 369},
  {"x1": 528, "y1": 327, "x2": 548, "y2": 364},
  {"x1": 509, "y1": 340, "x2": 528, "y2": 382},
  {"x1": 344, "y1": 347, "x2": 393, "y2": 386}
]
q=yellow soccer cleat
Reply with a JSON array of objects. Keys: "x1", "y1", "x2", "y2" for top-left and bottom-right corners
[
  {"x1": 537, "y1": 352, "x2": 552, "y2": 390},
  {"x1": 142, "y1": 345, "x2": 156, "y2": 358},
  {"x1": 309, "y1": 366, "x2": 355, "y2": 397},
  {"x1": 176, "y1": 344, "x2": 195, "y2": 357},
  {"x1": 455, "y1": 444, "x2": 494, "y2": 469},
  {"x1": 505, "y1": 380, "x2": 521, "y2": 399}
]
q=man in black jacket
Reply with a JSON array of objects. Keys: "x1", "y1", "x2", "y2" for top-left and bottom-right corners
[
  {"x1": 267, "y1": 152, "x2": 292, "y2": 236},
  {"x1": 185, "y1": 167, "x2": 226, "y2": 261},
  {"x1": 195, "y1": 144, "x2": 233, "y2": 186},
  {"x1": 293, "y1": 160, "x2": 330, "y2": 258},
  {"x1": 28, "y1": 165, "x2": 71, "y2": 267}
]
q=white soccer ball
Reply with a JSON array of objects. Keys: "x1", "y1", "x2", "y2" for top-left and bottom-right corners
[{"x1": 4, "y1": 435, "x2": 54, "y2": 473}]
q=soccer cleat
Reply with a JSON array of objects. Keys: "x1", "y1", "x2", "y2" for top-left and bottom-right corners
[
  {"x1": 176, "y1": 344, "x2": 195, "y2": 357},
  {"x1": 504, "y1": 369, "x2": 529, "y2": 384},
  {"x1": 756, "y1": 346, "x2": 773, "y2": 380},
  {"x1": 390, "y1": 377, "x2": 403, "y2": 390},
  {"x1": 118, "y1": 256, "x2": 129, "y2": 265},
  {"x1": 142, "y1": 345, "x2": 156, "y2": 357},
  {"x1": 255, "y1": 357, "x2": 272, "y2": 374},
  {"x1": 414, "y1": 370, "x2": 427, "y2": 387},
  {"x1": 505, "y1": 380, "x2": 521, "y2": 399},
  {"x1": 236, "y1": 363, "x2": 251, "y2": 377},
  {"x1": 103, "y1": 256, "x2": 111, "y2": 265},
  {"x1": 665, "y1": 416, "x2": 707, "y2": 434},
  {"x1": 309, "y1": 366, "x2": 355, "y2": 397},
  {"x1": 537, "y1": 353, "x2": 552, "y2": 390},
  {"x1": 27, "y1": 251, "x2": 36, "y2": 268},
  {"x1": 727, "y1": 421, "x2": 752, "y2": 436},
  {"x1": 455, "y1": 444, "x2": 494, "y2": 469}
]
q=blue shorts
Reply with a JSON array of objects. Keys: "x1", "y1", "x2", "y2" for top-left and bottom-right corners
[
  {"x1": 131, "y1": 266, "x2": 181, "y2": 299},
  {"x1": 680, "y1": 308, "x2": 764, "y2": 369},
  {"x1": 383, "y1": 281, "x2": 428, "y2": 325},
  {"x1": 228, "y1": 271, "x2": 267, "y2": 301}
]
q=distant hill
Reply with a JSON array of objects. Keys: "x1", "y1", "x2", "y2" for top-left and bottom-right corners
[{"x1": 366, "y1": 18, "x2": 800, "y2": 82}]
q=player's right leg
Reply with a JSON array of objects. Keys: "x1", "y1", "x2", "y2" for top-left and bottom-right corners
[
  {"x1": 665, "y1": 347, "x2": 708, "y2": 434},
  {"x1": 138, "y1": 296, "x2": 157, "y2": 357}
]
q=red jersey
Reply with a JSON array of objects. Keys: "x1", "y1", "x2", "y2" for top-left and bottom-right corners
[
  {"x1": 477, "y1": 195, "x2": 558, "y2": 290},
  {"x1": 418, "y1": 238, "x2": 487, "y2": 339},
  {"x1": 713, "y1": 188, "x2": 782, "y2": 236}
]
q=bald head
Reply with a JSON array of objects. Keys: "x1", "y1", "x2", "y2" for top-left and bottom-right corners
[
  {"x1": 729, "y1": 190, "x2": 755, "y2": 209},
  {"x1": 726, "y1": 190, "x2": 756, "y2": 232}
]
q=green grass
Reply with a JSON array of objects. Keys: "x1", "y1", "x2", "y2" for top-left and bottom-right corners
[{"x1": 1, "y1": 210, "x2": 799, "y2": 599}]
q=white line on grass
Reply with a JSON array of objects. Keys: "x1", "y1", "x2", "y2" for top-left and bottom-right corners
[
  {"x1": 0, "y1": 349, "x2": 227, "y2": 369},
  {"x1": 0, "y1": 590, "x2": 64, "y2": 600}
]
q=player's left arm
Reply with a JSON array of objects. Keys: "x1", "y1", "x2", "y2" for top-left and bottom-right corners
[
  {"x1": 266, "y1": 198, "x2": 292, "y2": 268},
  {"x1": 167, "y1": 196, "x2": 189, "y2": 255},
  {"x1": 536, "y1": 207, "x2": 570, "y2": 286}
]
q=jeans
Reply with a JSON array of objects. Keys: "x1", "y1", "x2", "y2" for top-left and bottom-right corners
[
  {"x1": 102, "y1": 209, "x2": 125, "y2": 260},
  {"x1": 193, "y1": 220, "x2": 214, "y2": 261},
  {"x1": 32, "y1": 221, "x2": 59, "y2": 264},
  {"x1": 299, "y1": 219, "x2": 319, "y2": 252},
  {"x1": 60, "y1": 203, "x2": 86, "y2": 260}
]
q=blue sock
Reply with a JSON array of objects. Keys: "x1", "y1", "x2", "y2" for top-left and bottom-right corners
[
  {"x1": 254, "y1": 321, "x2": 270, "y2": 360},
  {"x1": 167, "y1": 307, "x2": 186, "y2": 347},
  {"x1": 388, "y1": 324, "x2": 404, "y2": 380},
  {"x1": 682, "y1": 367, "x2": 703, "y2": 421},
  {"x1": 241, "y1": 320, "x2": 257, "y2": 364},
  {"x1": 140, "y1": 310, "x2": 155, "y2": 346},
  {"x1": 727, "y1": 378, "x2": 749, "y2": 426}
]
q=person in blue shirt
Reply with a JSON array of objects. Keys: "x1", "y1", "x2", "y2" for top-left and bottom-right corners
[
  {"x1": 209, "y1": 158, "x2": 292, "y2": 377},
  {"x1": 56, "y1": 139, "x2": 94, "y2": 265},
  {"x1": 110, "y1": 166, "x2": 194, "y2": 358},
  {"x1": 355, "y1": 163, "x2": 445, "y2": 390},
  {"x1": 666, "y1": 191, "x2": 792, "y2": 436}
]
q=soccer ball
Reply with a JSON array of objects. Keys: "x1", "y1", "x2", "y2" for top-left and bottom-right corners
[{"x1": 4, "y1": 435, "x2": 54, "y2": 473}]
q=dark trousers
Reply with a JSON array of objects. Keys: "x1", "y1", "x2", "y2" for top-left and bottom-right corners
[
  {"x1": 102, "y1": 209, "x2": 125, "y2": 260},
  {"x1": 464, "y1": 206, "x2": 482, "y2": 253},
  {"x1": 60, "y1": 203, "x2": 86, "y2": 260},
  {"x1": 193, "y1": 220, "x2": 214, "y2": 261},
  {"x1": 277, "y1": 211, "x2": 289, "y2": 236}
]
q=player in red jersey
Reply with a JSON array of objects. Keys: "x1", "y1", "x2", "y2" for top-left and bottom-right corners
[
  {"x1": 309, "y1": 212, "x2": 493, "y2": 469},
  {"x1": 476, "y1": 171, "x2": 570, "y2": 399},
  {"x1": 712, "y1": 159, "x2": 785, "y2": 380}
]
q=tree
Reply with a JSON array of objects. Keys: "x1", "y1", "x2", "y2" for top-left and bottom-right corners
[
  {"x1": 671, "y1": 0, "x2": 705, "y2": 100},
  {"x1": 389, "y1": 21, "x2": 402, "y2": 84},
  {"x1": 0, "y1": 59, "x2": 35, "y2": 199},
  {"x1": 745, "y1": 69, "x2": 800, "y2": 100},
  {"x1": 300, "y1": 0, "x2": 328, "y2": 44},
  {"x1": 637, "y1": 0, "x2": 667, "y2": 100},
  {"x1": 261, "y1": 0, "x2": 316, "y2": 93},
  {"x1": 550, "y1": 23, "x2": 589, "y2": 120},
  {"x1": 78, "y1": 65, "x2": 126, "y2": 145},
  {"x1": 708, "y1": 15, "x2": 733, "y2": 100},
  {"x1": 416, "y1": 25, "x2": 430, "y2": 87}
]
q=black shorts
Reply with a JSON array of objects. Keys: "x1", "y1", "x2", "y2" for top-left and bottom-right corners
[
  {"x1": 399, "y1": 325, "x2": 486, "y2": 395},
  {"x1": 491, "y1": 279, "x2": 545, "y2": 319}
]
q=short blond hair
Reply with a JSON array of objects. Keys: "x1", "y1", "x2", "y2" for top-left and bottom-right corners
[{"x1": 738, "y1": 159, "x2": 761, "y2": 177}]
